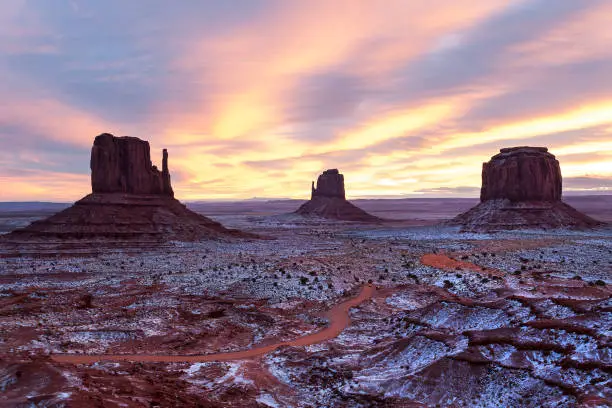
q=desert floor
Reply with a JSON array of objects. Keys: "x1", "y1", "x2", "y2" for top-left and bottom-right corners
[{"x1": 1, "y1": 197, "x2": 610, "y2": 407}]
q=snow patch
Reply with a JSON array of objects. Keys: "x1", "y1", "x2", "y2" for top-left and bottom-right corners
[{"x1": 256, "y1": 393, "x2": 281, "y2": 407}]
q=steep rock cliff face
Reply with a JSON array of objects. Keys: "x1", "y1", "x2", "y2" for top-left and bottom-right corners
[
  {"x1": 451, "y1": 147, "x2": 603, "y2": 231},
  {"x1": 480, "y1": 147, "x2": 561, "y2": 202},
  {"x1": 311, "y1": 169, "x2": 346, "y2": 200},
  {"x1": 90, "y1": 133, "x2": 173, "y2": 196}
]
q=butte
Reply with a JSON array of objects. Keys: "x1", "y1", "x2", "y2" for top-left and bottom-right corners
[
  {"x1": 2, "y1": 133, "x2": 253, "y2": 247},
  {"x1": 295, "y1": 169, "x2": 381, "y2": 222},
  {"x1": 450, "y1": 146, "x2": 603, "y2": 231}
]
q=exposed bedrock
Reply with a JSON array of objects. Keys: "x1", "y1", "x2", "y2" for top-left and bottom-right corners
[
  {"x1": 311, "y1": 169, "x2": 346, "y2": 199},
  {"x1": 91, "y1": 133, "x2": 173, "y2": 196},
  {"x1": 481, "y1": 146, "x2": 561, "y2": 202}
]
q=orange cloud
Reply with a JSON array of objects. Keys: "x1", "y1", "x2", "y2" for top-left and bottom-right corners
[
  {"x1": 2, "y1": 1, "x2": 612, "y2": 201},
  {"x1": 0, "y1": 172, "x2": 88, "y2": 202}
]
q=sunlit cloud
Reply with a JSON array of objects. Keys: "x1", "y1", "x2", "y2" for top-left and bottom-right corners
[
  {"x1": 441, "y1": 101, "x2": 612, "y2": 151},
  {"x1": 1, "y1": 0, "x2": 611, "y2": 200},
  {"x1": 0, "y1": 170, "x2": 88, "y2": 201}
]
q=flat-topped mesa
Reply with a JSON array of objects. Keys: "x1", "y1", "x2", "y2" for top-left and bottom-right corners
[
  {"x1": 90, "y1": 133, "x2": 173, "y2": 196},
  {"x1": 451, "y1": 146, "x2": 603, "y2": 231},
  {"x1": 480, "y1": 146, "x2": 561, "y2": 202},
  {"x1": 311, "y1": 169, "x2": 346, "y2": 200}
]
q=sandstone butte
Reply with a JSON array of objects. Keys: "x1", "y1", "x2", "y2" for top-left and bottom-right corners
[
  {"x1": 90, "y1": 133, "x2": 174, "y2": 196},
  {"x1": 2, "y1": 133, "x2": 253, "y2": 245},
  {"x1": 451, "y1": 146, "x2": 603, "y2": 231},
  {"x1": 295, "y1": 169, "x2": 381, "y2": 222}
]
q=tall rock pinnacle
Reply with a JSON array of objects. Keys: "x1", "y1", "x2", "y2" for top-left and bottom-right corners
[{"x1": 162, "y1": 148, "x2": 173, "y2": 196}]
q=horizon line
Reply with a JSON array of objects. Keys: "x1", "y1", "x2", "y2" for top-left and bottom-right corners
[{"x1": 1, "y1": 191, "x2": 611, "y2": 205}]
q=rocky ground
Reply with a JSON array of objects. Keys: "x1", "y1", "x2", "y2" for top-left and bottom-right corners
[{"x1": 1, "y1": 213, "x2": 611, "y2": 407}]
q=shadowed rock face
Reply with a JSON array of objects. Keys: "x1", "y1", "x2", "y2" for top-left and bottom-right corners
[
  {"x1": 311, "y1": 169, "x2": 346, "y2": 200},
  {"x1": 481, "y1": 147, "x2": 561, "y2": 202},
  {"x1": 452, "y1": 146, "x2": 603, "y2": 231},
  {"x1": 297, "y1": 169, "x2": 380, "y2": 222},
  {"x1": 91, "y1": 133, "x2": 173, "y2": 196}
]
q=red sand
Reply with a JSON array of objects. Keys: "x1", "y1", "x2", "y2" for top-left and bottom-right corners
[{"x1": 420, "y1": 253, "x2": 504, "y2": 277}]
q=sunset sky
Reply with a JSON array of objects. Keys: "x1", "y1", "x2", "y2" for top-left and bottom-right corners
[{"x1": 1, "y1": 0, "x2": 612, "y2": 201}]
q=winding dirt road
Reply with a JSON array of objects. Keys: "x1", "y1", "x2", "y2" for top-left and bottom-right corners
[
  {"x1": 52, "y1": 284, "x2": 376, "y2": 364},
  {"x1": 420, "y1": 253, "x2": 504, "y2": 277},
  {"x1": 52, "y1": 253, "x2": 503, "y2": 365}
]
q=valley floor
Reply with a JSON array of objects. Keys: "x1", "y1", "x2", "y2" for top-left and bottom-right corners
[{"x1": 1, "y1": 212, "x2": 611, "y2": 407}]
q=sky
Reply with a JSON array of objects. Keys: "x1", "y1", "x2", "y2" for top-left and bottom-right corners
[{"x1": 1, "y1": 0, "x2": 612, "y2": 201}]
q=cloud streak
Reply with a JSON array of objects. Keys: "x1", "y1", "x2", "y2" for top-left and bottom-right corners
[{"x1": 0, "y1": 1, "x2": 611, "y2": 200}]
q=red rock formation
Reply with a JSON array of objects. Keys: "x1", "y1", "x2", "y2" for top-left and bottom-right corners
[
  {"x1": 2, "y1": 133, "x2": 254, "y2": 245},
  {"x1": 162, "y1": 148, "x2": 172, "y2": 196},
  {"x1": 480, "y1": 147, "x2": 561, "y2": 202},
  {"x1": 296, "y1": 169, "x2": 380, "y2": 222},
  {"x1": 451, "y1": 146, "x2": 603, "y2": 231},
  {"x1": 90, "y1": 133, "x2": 173, "y2": 196},
  {"x1": 311, "y1": 169, "x2": 346, "y2": 199}
]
